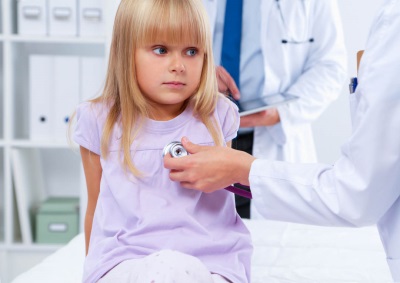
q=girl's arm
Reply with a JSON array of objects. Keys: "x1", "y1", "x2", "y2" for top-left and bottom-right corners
[{"x1": 80, "y1": 146, "x2": 102, "y2": 255}]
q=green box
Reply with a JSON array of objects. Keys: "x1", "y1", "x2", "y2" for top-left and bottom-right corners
[{"x1": 35, "y1": 197, "x2": 80, "y2": 244}]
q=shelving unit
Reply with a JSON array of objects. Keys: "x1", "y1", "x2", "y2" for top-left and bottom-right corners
[{"x1": 0, "y1": 0, "x2": 118, "y2": 281}]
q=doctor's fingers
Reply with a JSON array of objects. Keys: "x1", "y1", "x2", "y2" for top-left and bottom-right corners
[
  {"x1": 168, "y1": 169, "x2": 211, "y2": 193},
  {"x1": 180, "y1": 182, "x2": 214, "y2": 193},
  {"x1": 166, "y1": 157, "x2": 224, "y2": 193},
  {"x1": 180, "y1": 137, "x2": 215, "y2": 154},
  {"x1": 163, "y1": 145, "x2": 210, "y2": 171},
  {"x1": 182, "y1": 182, "x2": 219, "y2": 193},
  {"x1": 216, "y1": 66, "x2": 240, "y2": 100},
  {"x1": 163, "y1": 155, "x2": 187, "y2": 171}
]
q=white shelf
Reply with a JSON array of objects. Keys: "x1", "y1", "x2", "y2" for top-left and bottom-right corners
[
  {"x1": 11, "y1": 140, "x2": 79, "y2": 149},
  {"x1": 0, "y1": 0, "x2": 114, "y2": 281},
  {"x1": 6, "y1": 243, "x2": 62, "y2": 252},
  {"x1": 0, "y1": 140, "x2": 78, "y2": 148},
  {"x1": 9, "y1": 35, "x2": 106, "y2": 45}
]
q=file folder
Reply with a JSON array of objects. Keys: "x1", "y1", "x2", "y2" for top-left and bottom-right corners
[
  {"x1": 11, "y1": 148, "x2": 47, "y2": 244},
  {"x1": 30, "y1": 55, "x2": 54, "y2": 140},
  {"x1": 53, "y1": 56, "x2": 80, "y2": 141}
]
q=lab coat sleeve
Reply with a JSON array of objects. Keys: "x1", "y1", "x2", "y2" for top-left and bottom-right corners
[
  {"x1": 251, "y1": 0, "x2": 400, "y2": 227},
  {"x1": 274, "y1": 0, "x2": 347, "y2": 142}
]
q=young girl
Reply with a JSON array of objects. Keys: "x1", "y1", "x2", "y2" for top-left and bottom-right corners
[{"x1": 73, "y1": 0, "x2": 252, "y2": 282}]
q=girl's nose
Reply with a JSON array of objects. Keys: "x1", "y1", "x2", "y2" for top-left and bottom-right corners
[{"x1": 169, "y1": 56, "x2": 185, "y2": 73}]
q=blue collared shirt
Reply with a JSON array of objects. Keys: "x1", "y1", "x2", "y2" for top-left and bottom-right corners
[{"x1": 213, "y1": 0, "x2": 265, "y2": 105}]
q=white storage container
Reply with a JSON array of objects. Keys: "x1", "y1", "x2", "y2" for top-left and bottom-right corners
[
  {"x1": 17, "y1": 0, "x2": 48, "y2": 35},
  {"x1": 48, "y1": 0, "x2": 78, "y2": 36},
  {"x1": 79, "y1": 0, "x2": 105, "y2": 36}
]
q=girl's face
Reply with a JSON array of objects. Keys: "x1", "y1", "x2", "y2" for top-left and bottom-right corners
[{"x1": 135, "y1": 42, "x2": 204, "y2": 121}]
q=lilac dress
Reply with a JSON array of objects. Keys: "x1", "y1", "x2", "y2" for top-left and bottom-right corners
[{"x1": 73, "y1": 96, "x2": 252, "y2": 283}]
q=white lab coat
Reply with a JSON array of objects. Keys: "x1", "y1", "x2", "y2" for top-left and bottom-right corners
[
  {"x1": 203, "y1": 0, "x2": 347, "y2": 219},
  {"x1": 203, "y1": 0, "x2": 347, "y2": 162},
  {"x1": 250, "y1": 0, "x2": 400, "y2": 280}
]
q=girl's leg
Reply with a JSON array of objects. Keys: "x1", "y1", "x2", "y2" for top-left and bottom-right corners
[
  {"x1": 98, "y1": 250, "x2": 214, "y2": 283},
  {"x1": 133, "y1": 250, "x2": 214, "y2": 283},
  {"x1": 97, "y1": 258, "x2": 143, "y2": 283}
]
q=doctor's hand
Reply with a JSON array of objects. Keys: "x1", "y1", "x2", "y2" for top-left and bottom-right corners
[
  {"x1": 240, "y1": 108, "x2": 280, "y2": 128},
  {"x1": 163, "y1": 137, "x2": 255, "y2": 193},
  {"x1": 216, "y1": 66, "x2": 240, "y2": 100}
]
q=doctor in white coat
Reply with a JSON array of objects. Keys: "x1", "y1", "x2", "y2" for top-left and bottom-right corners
[
  {"x1": 202, "y1": 0, "x2": 347, "y2": 218},
  {"x1": 164, "y1": 0, "x2": 400, "y2": 280}
]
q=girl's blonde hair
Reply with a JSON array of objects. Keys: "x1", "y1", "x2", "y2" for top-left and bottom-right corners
[{"x1": 94, "y1": 0, "x2": 223, "y2": 176}]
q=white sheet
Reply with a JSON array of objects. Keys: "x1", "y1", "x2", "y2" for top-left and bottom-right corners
[{"x1": 12, "y1": 220, "x2": 393, "y2": 283}]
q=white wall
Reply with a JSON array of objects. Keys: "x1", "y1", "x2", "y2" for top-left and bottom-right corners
[{"x1": 312, "y1": 0, "x2": 385, "y2": 164}]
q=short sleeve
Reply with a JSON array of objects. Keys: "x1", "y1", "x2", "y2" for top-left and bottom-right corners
[
  {"x1": 216, "y1": 95, "x2": 240, "y2": 143},
  {"x1": 73, "y1": 102, "x2": 101, "y2": 155}
]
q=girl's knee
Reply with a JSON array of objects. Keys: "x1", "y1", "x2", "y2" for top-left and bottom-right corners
[{"x1": 141, "y1": 250, "x2": 213, "y2": 283}]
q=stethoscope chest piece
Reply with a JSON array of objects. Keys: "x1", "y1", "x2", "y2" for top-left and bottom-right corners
[
  {"x1": 163, "y1": 141, "x2": 188, "y2": 158},
  {"x1": 163, "y1": 141, "x2": 252, "y2": 198}
]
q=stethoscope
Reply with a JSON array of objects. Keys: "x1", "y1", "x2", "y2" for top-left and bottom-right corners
[
  {"x1": 163, "y1": 142, "x2": 253, "y2": 199},
  {"x1": 275, "y1": 0, "x2": 314, "y2": 44}
]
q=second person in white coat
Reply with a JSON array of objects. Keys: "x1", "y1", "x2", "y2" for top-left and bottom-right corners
[
  {"x1": 202, "y1": 0, "x2": 347, "y2": 218},
  {"x1": 165, "y1": 0, "x2": 400, "y2": 280}
]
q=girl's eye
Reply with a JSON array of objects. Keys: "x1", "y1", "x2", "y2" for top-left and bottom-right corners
[
  {"x1": 186, "y1": 49, "x2": 197, "y2": 56},
  {"x1": 153, "y1": 47, "x2": 167, "y2": 55}
]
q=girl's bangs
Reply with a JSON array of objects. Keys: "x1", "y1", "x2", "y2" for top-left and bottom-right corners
[{"x1": 136, "y1": 1, "x2": 207, "y2": 48}]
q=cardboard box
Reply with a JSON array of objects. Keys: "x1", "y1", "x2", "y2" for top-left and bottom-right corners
[{"x1": 35, "y1": 197, "x2": 79, "y2": 244}]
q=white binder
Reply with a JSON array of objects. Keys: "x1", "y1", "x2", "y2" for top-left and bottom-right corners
[
  {"x1": 18, "y1": 0, "x2": 48, "y2": 36},
  {"x1": 11, "y1": 148, "x2": 47, "y2": 244},
  {"x1": 48, "y1": 0, "x2": 78, "y2": 36},
  {"x1": 80, "y1": 56, "x2": 106, "y2": 102},
  {"x1": 53, "y1": 56, "x2": 80, "y2": 141},
  {"x1": 29, "y1": 55, "x2": 54, "y2": 141},
  {"x1": 79, "y1": 0, "x2": 105, "y2": 37}
]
